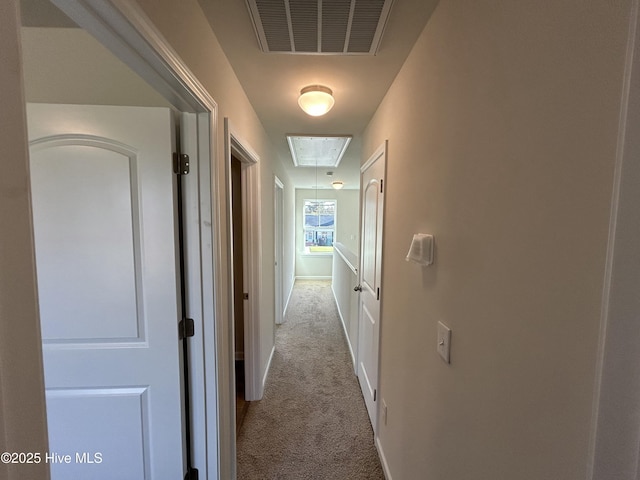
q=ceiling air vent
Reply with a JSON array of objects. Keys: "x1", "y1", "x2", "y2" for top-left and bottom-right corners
[{"x1": 246, "y1": 0, "x2": 394, "y2": 55}]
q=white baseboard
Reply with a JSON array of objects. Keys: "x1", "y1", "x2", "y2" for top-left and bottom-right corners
[
  {"x1": 261, "y1": 345, "x2": 275, "y2": 394},
  {"x1": 282, "y1": 277, "x2": 295, "y2": 319},
  {"x1": 295, "y1": 275, "x2": 332, "y2": 280},
  {"x1": 376, "y1": 435, "x2": 393, "y2": 480},
  {"x1": 331, "y1": 284, "x2": 356, "y2": 371}
]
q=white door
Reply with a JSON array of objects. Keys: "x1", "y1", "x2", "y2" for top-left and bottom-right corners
[
  {"x1": 28, "y1": 103, "x2": 184, "y2": 480},
  {"x1": 357, "y1": 142, "x2": 386, "y2": 432},
  {"x1": 274, "y1": 176, "x2": 285, "y2": 325}
]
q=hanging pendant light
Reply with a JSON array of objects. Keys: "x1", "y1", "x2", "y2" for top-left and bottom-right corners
[{"x1": 298, "y1": 85, "x2": 335, "y2": 116}]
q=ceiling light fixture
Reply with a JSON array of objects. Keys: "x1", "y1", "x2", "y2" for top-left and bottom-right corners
[
  {"x1": 298, "y1": 85, "x2": 335, "y2": 116},
  {"x1": 332, "y1": 181, "x2": 344, "y2": 190}
]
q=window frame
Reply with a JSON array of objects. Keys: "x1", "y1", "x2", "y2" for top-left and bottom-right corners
[{"x1": 302, "y1": 198, "x2": 337, "y2": 256}]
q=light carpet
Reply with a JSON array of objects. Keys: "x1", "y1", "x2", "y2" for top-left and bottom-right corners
[{"x1": 237, "y1": 280, "x2": 385, "y2": 479}]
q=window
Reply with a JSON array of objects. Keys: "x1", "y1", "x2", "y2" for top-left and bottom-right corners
[{"x1": 303, "y1": 199, "x2": 336, "y2": 254}]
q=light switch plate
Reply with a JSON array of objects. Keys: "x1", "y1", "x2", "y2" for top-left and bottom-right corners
[{"x1": 437, "y1": 321, "x2": 451, "y2": 363}]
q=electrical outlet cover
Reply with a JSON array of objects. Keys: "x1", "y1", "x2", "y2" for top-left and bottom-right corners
[{"x1": 437, "y1": 321, "x2": 451, "y2": 363}]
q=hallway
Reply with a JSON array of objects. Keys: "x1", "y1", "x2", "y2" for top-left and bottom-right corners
[{"x1": 236, "y1": 280, "x2": 383, "y2": 479}]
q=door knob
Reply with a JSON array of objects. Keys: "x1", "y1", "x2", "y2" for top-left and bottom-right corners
[{"x1": 354, "y1": 285, "x2": 362, "y2": 292}]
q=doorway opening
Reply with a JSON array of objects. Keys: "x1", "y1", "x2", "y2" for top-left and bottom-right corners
[
  {"x1": 19, "y1": 0, "x2": 220, "y2": 477},
  {"x1": 231, "y1": 154, "x2": 249, "y2": 432},
  {"x1": 274, "y1": 176, "x2": 285, "y2": 325},
  {"x1": 357, "y1": 141, "x2": 387, "y2": 434}
]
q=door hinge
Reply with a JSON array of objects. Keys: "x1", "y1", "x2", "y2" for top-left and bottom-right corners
[
  {"x1": 179, "y1": 318, "x2": 195, "y2": 339},
  {"x1": 374, "y1": 389, "x2": 377, "y2": 402},
  {"x1": 380, "y1": 179, "x2": 383, "y2": 193},
  {"x1": 377, "y1": 287, "x2": 380, "y2": 300},
  {"x1": 243, "y1": 292, "x2": 249, "y2": 300},
  {"x1": 173, "y1": 152, "x2": 190, "y2": 175},
  {"x1": 184, "y1": 467, "x2": 199, "y2": 480}
]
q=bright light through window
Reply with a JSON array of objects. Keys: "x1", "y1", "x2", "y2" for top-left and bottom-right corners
[{"x1": 304, "y1": 199, "x2": 336, "y2": 254}]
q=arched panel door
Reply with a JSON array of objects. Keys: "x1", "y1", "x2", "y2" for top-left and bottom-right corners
[
  {"x1": 28, "y1": 103, "x2": 184, "y2": 480},
  {"x1": 357, "y1": 142, "x2": 386, "y2": 433}
]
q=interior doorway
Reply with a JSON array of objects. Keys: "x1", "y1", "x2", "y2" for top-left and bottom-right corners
[
  {"x1": 274, "y1": 176, "x2": 285, "y2": 325},
  {"x1": 28, "y1": 103, "x2": 185, "y2": 479},
  {"x1": 225, "y1": 119, "x2": 264, "y2": 408},
  {"x1": 231, "y1": 155, "x2": 249, "y2": 432},
  {"x1": 357, "y1": 142, "x2": 387, "y2": 433},
  {"x1": 18, "y1": 0, "x2": 220, "y2": 477}
]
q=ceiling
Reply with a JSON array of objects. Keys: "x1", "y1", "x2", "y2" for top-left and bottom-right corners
[
  {"x1": 198, "y1": 0, "x2": 439, "y2": 189},
  {"x1": 20, "y1": 0, "x2": 439, "y2": 190}
]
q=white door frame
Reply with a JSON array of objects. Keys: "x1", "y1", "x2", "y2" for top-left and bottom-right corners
[
  {"x1": 588, "y1": 0, "x2": 640, "y2": 477},
  {"x1": 224, "y1": 119, "x2": 263, "y2": 407},
  {"x1": 2, "y1": 3, "x2": 50, "y2": 475},
  {"x1": 38, "y1": 0, "x2": 223, "y2": 478},
  {"x1": 274, "y1": 176, "x2": 285, "y2": 325},
  {"x1": 357, "y1": 141, "x2": 387, "y2": 435}
]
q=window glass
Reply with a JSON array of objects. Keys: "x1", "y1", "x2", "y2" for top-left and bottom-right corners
[{"x1": 303, "y1": 199, "x2": 336, "y2": 253}]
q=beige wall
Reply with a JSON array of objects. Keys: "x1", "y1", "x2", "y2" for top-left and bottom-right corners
[
  {"x1": 21, "y1": 27, "x2": 169, "y2": 107},
  {"x1": 362, "y1": 1, "x2": 632, "y2": 479},
  {"x1": 0, "y1": 1, "x2": 49, "y2": 479},
  {"x1": 591, "y1": 2, "x2": 640, "y2": 476},
  {"x1": 131, "y1": 0, "x2": 295, "y2": 473},
  {"x1": 130, "y1": 2, "x2": 298, "y2": 475},
  {"x1": 295, "y1": 188, "x2": 359, "y2": 278}
]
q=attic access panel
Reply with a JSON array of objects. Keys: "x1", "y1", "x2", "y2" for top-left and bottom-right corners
[
  {"x1": 287, "y1": 135, "x2": 352, "y2": 167},
  {"x1": 246, "y1": 0, "x2": 394, "y2": 55}
]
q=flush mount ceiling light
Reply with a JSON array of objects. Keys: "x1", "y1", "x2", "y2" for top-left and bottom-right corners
[
  {"x1": 286, "y1": 135, "x2": 352, "y2": 167},
  {"x1": 298, "y1": 85, "x2": 335, "y2": 116},
  {"x1": 332, "y1": 181, "x2": 345, "y2": 190}
]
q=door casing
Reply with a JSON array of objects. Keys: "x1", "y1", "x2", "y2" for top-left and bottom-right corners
[
  {"x1": 41, "y1": 0, "x2": 223, "y2": 477},
  {"x1": 224, "y1": 119, "x2": 264, "y2": 410},
  {"x1": 274, "y1": 176, "x2": 285, "y2": 325},
  {"x1": 357, "y1": 141, "x2": 387, "y2": 435}
]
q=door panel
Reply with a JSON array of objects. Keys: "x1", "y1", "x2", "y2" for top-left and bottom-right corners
[
  {"x1": 31, "y1": 142, "x2": 142, "y2": 342},
  {"x1": 361, "y1": 177, "x2": 379, "y2": 295},
  {"x1": 46, "y1": 388, "x2": 149, "y2": 479},
  {"x1": 357, "y1": 143, "x2": 386, "y2": 433},
  {"x1": 28, "y1": 103, "x2": 184, "y2": 480},
  {"x1": 359, "y1": 303, "x2": 377, "y2": 400}
]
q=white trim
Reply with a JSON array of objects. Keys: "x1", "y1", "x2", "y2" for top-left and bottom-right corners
[
  {"x1": 589, "y1": 0, "x2": 640, "y2": 478},
  {"x1": 331, "y1": 283, "x2": 356, "y2": 368},
  {"x1": 283, "y1": 276, "x2": 295, "y2": 317},
  {"x1": 0, "y1": 2, "x2": 49, "y2": 477},
  {"x1": 52, "y1": 0, "x2": 215, "y2": 112},
  {"x1": 375, "y1": 436, "x2": 393, "y2": 480},
  {"x1": 46, "y1": 1, "x2": 223, "y2": 478},
  {"x1": 295, "y1": 276, "x2": 332, "y2": 280},
  {"x1": 224, "y1": 119, "x2": 263, "y2": 405},
  {"x1": 181, "y1": 111, "x2": 212, "y2": 479},
  {"x1": 301, "y1": 252, "x2": 334, "y2": 257},
  {"x1": 334, "y1": 244, "x2": 358, "y2": 275},
  {"x1": 274, "y1": 176, "x2": 285, "y2": 325},
  {"x1": 302, "y1": 197, "x2": 337, "y2": 252},
  {"x1": 261, "y1": 345, "x2": 276, "y2": 391},
  {"x1": 361, "y1": 141, "x2": 387, "y2": 173},
  {"x1": 358, "y1": 140, "x2": 387, "y2": 435}
]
